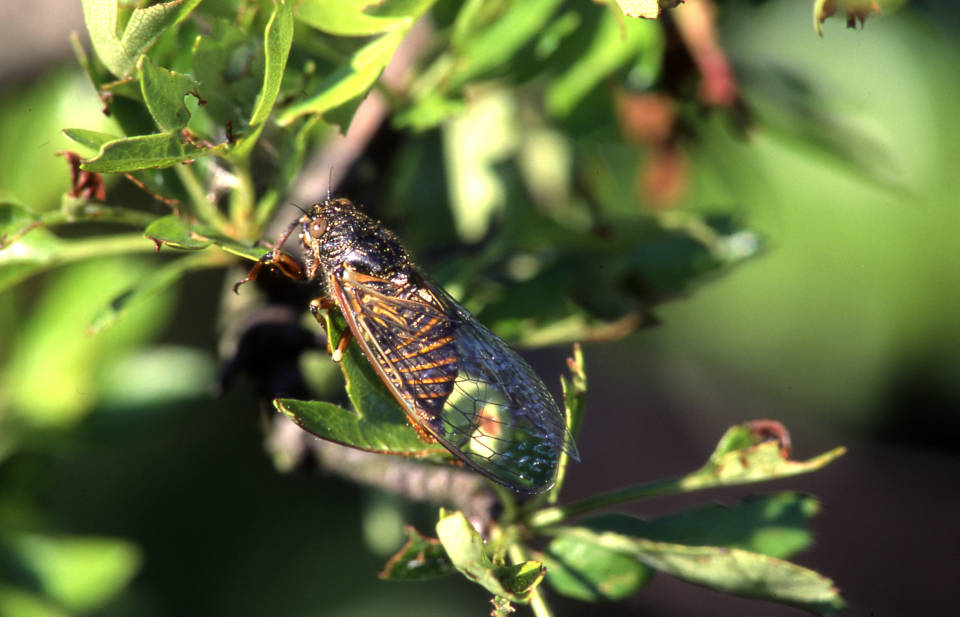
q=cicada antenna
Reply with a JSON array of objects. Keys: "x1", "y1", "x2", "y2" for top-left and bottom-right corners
[
  {"x1": 289, "y1": 201, "x2": 308, "y2": 215},
  {"x1": 272, "y1": 210, "x2": 304, "y2": 251}
]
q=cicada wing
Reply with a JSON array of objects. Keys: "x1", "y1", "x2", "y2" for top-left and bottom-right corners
[
  {"x1": 333, "y1": 271, "x2": 576, "y2": 493},
  {"x1": 440, "y1": 318, "x2": 577, "y2": 492}
]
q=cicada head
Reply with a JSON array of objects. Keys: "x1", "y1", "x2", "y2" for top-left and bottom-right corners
[{"x1": 298, "y1": 197, "x2": 407, "y2": 281}]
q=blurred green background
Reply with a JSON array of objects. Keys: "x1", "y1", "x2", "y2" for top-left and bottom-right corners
[{"x1": 1, "y1": 1, "x2": 957, "y2": 616}]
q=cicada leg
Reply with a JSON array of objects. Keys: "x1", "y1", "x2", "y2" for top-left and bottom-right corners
[
  {"x1": 308, "y1": 297, "x2": 351, "y2": 363},
  {"x1": 330, "y1": 329, "x2": 352, "y2": 363},
  {"x1": 232, "y1": 249, "x2": 305, "y2": 293},
  {"x1": 308, "y1": 296, "x2": 336, "y2": 318}
]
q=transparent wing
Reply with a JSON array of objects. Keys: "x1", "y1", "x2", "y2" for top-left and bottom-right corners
[{"x1": 332, "y1": 271, "x2": 577, "y2": 493}]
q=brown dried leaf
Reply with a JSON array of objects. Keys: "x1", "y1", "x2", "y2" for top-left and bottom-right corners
[
  {"x1": 814, "y1": 0, "x2": 883, "y2": 36},
  {"x1": 616, "y1": 0, "x2": 684, "y2": 20},
  {"x1": 60, "y1": 151, "x2": 107, "y2": 201}
]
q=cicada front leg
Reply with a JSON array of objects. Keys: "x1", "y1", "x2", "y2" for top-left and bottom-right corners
[{"x1": 232, "y1": 249, "x2": 305, "y2": 293}]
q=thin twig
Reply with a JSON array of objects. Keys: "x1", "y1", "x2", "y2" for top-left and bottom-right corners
[{"x1": 267, "y1": 415, "x2": 501, "y2": 528}]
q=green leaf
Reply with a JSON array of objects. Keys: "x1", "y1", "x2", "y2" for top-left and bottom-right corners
[
  {"x1": 0, "y1": 586, "x2": 69, "y2": 617},
  {"x1": 80, "y1": 132, "x2": 228, "y2": 173},
  {"x1": 500, "y1": 560, "x2": 547, "y2": 596},
  {"x1": 275, "y1": 398, "x2": 447, "y2": 455},
  {"x1": 212, "y1": 240, "x2": 269, "y2": 262},
  {"x1": 553, "y1": 528, "x2": 845, "y2": 615},
  {"x1": 712, "y1": 421, "x2": 777, "y2": 456},
  {"x1": 0, "y1": 229, "x2": 65, "y2": 293},
  {"x1": 277, "y1": 29, "x2": 405, "y2": 127},
  {"x1": 449, "y1": 0, "x2": 563, "y2": 88},
  {"x1": 0, "y1": 202, "x2": 40, "y2": 243},
  {"x1": 62, "y1": 128, "x2": 121, "y2": 152},
  {"x1": 81, "y1": 0, "x2": 203, "y2": 78},
  {"x1": 533, "y1": 9, "x2": 581, "y2": 59},
  {"x1": 541, "y1": 532, "x2": 653, "y2": 601},
  {"x1": 545, "y1": 344, "x2": 585, "y2": 505},
  {"x1": 7, "y1": 534, "x2": 141, "y2": 612},
  {"x1": 575, "y1": 492, "x2": 819, "y2": 561},
  {"x1": 97, "y1": 346, "x2": 216, "y2": 409},
  {"x1": 296, "y1": 0, "x2": 437, "y2": 36},
  {"x1": 379, "y1": 527, "x2": 456, "y2": 581},
  {"x1": 743, "y1": 79, "x2": 904, "y2": 193},
  {"x1": 191, "y1": 19, "x2": 264, "y2": 126},
  {"x1": 436, "y1": 510, "x2": 545, "y2": 603},
  {"x1": 143, "y1": 215, "x2": 212, "y2": 250},
  {"x1": 442, "y1": 88, "x2": 518, "y2": 243},
  {"x1": 143, "y1": 215, "x2": 270, "y2": 261},
  {"x1": 545, "y1": 9, "x2": 661, "y2": 117},
  {"x1": 527, "y1": 423, "x2": 843, "y2": 529},
  {"x1": 681, "y1": 423, "x2": 846, "y2": 490},
  {"x1": 230, "y1": 0, "x2": 293, "y2": 160},
  {"x1": 89, "y1": 251, "x2": 224, "y2": 333},
  {"x1": 438, "y1": 167, "x2": 746, "y2": 346},
  {"x1": 243, "y1": 0, "x2": 294, "y2": 135},
  {"x1": 450, "y1": 0, "x2": 485, "y2": 49},
  {"x1": 392, "y1": 93, "x2": 465, "y2": 131},
  {"x1": 0, "y1": 228, "x2": 156, "y2": 294},
  {"x1": 1, "y1": 257, "x2": 173, "y2": 427},
  {"x1": 138, "y1": 56, "x2": 199, "y2": 131}
]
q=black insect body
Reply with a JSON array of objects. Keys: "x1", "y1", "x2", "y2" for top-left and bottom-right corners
[{"x1": 235, "y1": 198, "x2": 578, "y2": 493}]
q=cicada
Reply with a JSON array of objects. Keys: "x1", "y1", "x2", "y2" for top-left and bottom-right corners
[{"x1": 234, "y1": 197, "x2": 578, "y2": 493}]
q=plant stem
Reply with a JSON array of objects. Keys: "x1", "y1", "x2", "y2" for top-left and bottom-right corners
[
  {"x1": 409, "y1": 52, "x2": 455, "y2": 100},
  {"x1": 529, "y1": 584, "x2": 555, "y2": 617},
  {"x1": 491, "y1": 483, "x2": 518, "y2": 525},
  {"x1": 174, "y1": 163, "x2": 229, "y2": 230},
  {"x1": 0, "y1": 233, "x2": 157, "y2": 268},
  {"x1": 300, "y1": 436, "x2": 500, "y2": 525},
  {"x1": 527, "y1": 477, "x2": 685, "y2": 529},
  {"x1": 230, "y1": 159, "x2": 256, "y2": 238},
  {"x1": 1, "y1": 205, "x2": 158, "y2": 251},
  {"x1": 54, "y1": 203, "x2": 158, "y2": 228},
  {"x1": 528, "y1": 443, "x2": 849, "y2": 529},
  {"x1": 49, "y1": 234, "x2": 159, "y2": 262},
  {"x1": 255, "y1": 115, "x2": 320, "y2": 229}
]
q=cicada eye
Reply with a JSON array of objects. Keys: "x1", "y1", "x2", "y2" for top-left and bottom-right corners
[{"x1": 309, "y1": 219, "x2": 327, "y2": 239}]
